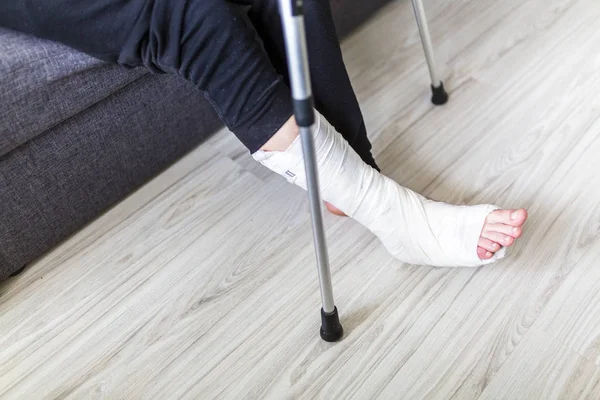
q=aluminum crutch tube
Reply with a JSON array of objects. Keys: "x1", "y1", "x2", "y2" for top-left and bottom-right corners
[{"x1": 278, "y1": 0, "x2": 343, "y2": 342}]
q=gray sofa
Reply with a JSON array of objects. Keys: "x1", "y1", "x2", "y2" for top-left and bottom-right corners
[{"x1": 0, "y1": 0, "x2": 391, "y2": 281}]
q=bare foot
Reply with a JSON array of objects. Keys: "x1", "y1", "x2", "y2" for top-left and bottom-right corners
[{"x1": 477, "y1": 209, "x2": 528, "y2": 260}]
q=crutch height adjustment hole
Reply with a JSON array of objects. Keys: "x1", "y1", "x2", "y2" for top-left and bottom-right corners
[{"x1": 291, "y1": 0, "x2": 304, "y2": 16}]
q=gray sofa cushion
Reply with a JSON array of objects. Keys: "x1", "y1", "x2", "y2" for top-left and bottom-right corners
[
  {"x1": 0, "y1": 28, "x2": 147, "y2": 157},
  {"x1": 0, "y1": 72, "x2": 223, "y2": 281}
]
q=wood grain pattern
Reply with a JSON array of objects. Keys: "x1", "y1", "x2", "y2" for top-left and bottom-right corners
[{"x1": 2, "y1": 0, "x2": 600, "y2": 398}]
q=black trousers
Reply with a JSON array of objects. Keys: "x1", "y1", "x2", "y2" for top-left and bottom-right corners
[{"x1": 0, "y1": 0, "x2": 378, "y2": 169}]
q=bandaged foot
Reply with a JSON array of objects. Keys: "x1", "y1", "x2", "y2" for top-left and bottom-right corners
[{"x1": 253, "y1": 112, "x2": 527, "y2": 267}]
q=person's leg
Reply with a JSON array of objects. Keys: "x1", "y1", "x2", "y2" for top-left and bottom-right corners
[
  {"x1": 256, "y1": 111, "x2": 528, "y2": 266},
  {"x1": 245, "y1": 0, "x2": 528, "y2": 264},
  {"x1": 0, "y1": 0, "x2": 293, "y2": 153},
  {"x1": 243, "y1": 0, "x2": 379, "y2": 171}
]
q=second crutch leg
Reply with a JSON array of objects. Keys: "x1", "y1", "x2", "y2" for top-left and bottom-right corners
[
  {"x1": 410, "y1": 0, "x2": 449, "y2": 105},
  {"x1": 277, "y1": 0, "x2": 343, "y2": 342}
]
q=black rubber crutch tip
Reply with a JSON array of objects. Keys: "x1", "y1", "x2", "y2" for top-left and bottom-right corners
[
  {"x1": 320, "y1": 307, "x2": 344, "y2": 342},
  {"x1": 431, "y1": 81, "x2": 449, "y2": 105}
]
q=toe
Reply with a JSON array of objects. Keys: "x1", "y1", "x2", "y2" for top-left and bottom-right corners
[
  {"x1": 478, "y1": 246, "x2": 493, "y2": 260},
  {"x1": 486, "y1": 208, "x2": 528, "y2": 227},
  {"x1": 481, "y1": 230, "x2": 515, "y2": 247},
  {"x1": 484, "y1": 223, "x2": 523, "y2": 239},
  {"x1": 510, "y1": 209, "x2": 528, "y2": 226},
  {"x1": 478, "y1": 237, "x2": 501, "y2": 252}
]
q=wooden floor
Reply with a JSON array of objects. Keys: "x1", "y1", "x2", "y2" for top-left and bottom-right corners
[{"x1": 3, "y1": 0, "x2": 600, "y2": 398}]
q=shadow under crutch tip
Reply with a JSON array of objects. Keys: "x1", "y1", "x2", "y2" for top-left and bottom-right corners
[
  {"x1": 320, "y1": 307, "x2": 344, "y2": 342},
  {"x1": 431, "y1": 81, "x2": 449, "y2": 105}
]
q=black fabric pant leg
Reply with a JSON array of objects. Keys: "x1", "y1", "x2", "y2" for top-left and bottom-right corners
[
  {"x1": 1, "y1": 0, "x2": 377, "y2": 165},
  {"x1": 0, "y1": 0, "x2": 293, "y2": 153},
  {"x1": 245, "y1": 0, "x2": 379, "y2": 171}
]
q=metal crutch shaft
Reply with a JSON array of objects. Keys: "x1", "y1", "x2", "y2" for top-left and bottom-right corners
[
  {"x1": 410, "y1": 0, "x2": 449, "y2": 105},
  {"x1": 278, "y1": 0, "x2": 343, "y2": 342}
]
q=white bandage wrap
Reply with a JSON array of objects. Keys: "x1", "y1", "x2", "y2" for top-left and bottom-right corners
[{"x1": 252, "y1": 112, "x2": 506, "y2": 267}]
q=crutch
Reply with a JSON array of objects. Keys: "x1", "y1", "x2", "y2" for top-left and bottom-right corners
[
  {"x1": 411, "y1": 0, "x2": 449, "y2": 105},
  {"x1": 277, "y1": 0, "x2": 343, "y2": 342}
]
